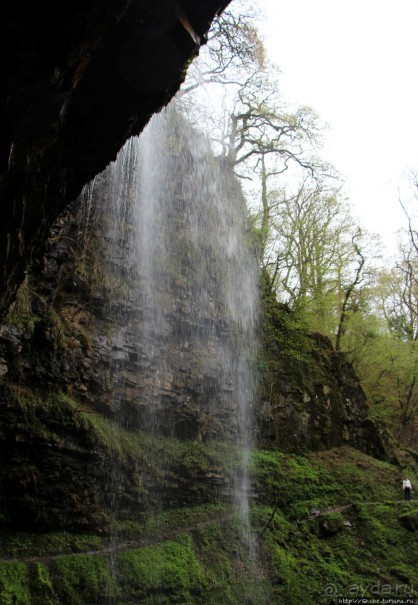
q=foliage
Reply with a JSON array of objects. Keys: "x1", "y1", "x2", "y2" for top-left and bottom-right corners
[
  {"x1": 182, "y1": 0, "x2": 418, "y2": 448},
  {"x1": 4, "y1": 276, "x2": 36, "y2": 335},
  {"x1": 251, "y1": 447, "x2": 418, "y2": 604},
  {"x1": 30, "y1": 564, "x2": 56, "y2": 605},
  {"x1": 50, "y1": 554, "x2": 118, "y2": 604},
  {"x1": 0, "y1": 520, "x2": 272, "y2": 604},
  {"x1": 1, "y1": 445, "x2": 417, "y2": 604},
  {"x1": 259, "y1": 269, "x2": 309, "y2": 364},
  {"x1": 0, "y1": 563, "x2": 31, "y2": 605},
  {"x1": 114, "y1": 535, "x2": 205, "y2": 603},
  {"x1": 1, "y1": 8, "x2": 418, "y2": 605}
]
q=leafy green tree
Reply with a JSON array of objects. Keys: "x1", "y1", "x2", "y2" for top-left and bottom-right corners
[
  {"x1": 344, "y1": 227, "x2": 418, "y2": 446},
  {"x1": 349, "y1": 325, "x2": 418, "y2": 446},
  {"x1": 259, "y1": 178, "x2": 371, "y2": 340},
  {"x1": 335, "y1": 231, "x2": 366, "y2": 351}
]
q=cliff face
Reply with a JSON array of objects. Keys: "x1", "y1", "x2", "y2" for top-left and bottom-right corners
[
  {"x1": 1, "y1": 116, "x2": 254, "y2": 441},
  {"x1": 0, "y1": 0, "x2": 230, "y2": 316},
  {"x1": 0, "y1": 112, "x2": 258, "y2": 529},
  {"x1": 257, "y1": 281, "x2": 392, "y2": 460},
  {"x1": 0, "y1": 128, "x2": 390, "y2": 530}
]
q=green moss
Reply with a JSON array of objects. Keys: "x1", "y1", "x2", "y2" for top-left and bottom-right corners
[
  {"x1": 398, "y1": 507, "x2": 418, "y2": 531},
  {"x1": 49, "y1": 554, "x2": 118, "y2": 605},
  {"x1": 252, "y1": 449, "x2": 338, "y2": 518},
  {"x1": 2, "y1": 382, "x2": 245, "y2": 492},
  {"x1": 310, "y1": 447, "x2": 406, "y2": 503},
  {"x1": 115, "y1": 534, "x2": 205, "y2": 604},
  {"x1": 191, "y1": 520, "x2": 273, "y2": 605},
  {"x1": 0, "y1": 441, "x2": 417, "y2": 604},
  {"x1": 0, "y1": 517, "x2": 272, "y2": 604},
  {"x1": 5, "y1": 277, "x2": 36, "y2": 335},
  {"x1": 113, "y1": 503, "x2": 229, "y2": 541},
  {"x1": 2, "y1": 386, "x2": 100, "y2": 445},
  {"x1": 30, "y1": 564, "x2": 56, "y2": 605},
  {"x1": 0, "y1": 530, "x2": 104, "y2": 560},
  {"x1": 0, "y1": 562, "x2": 31, "y2": 605},
  {"x1": 260, "y1": 272, "x2": 309, "y2": 365},
  {"x1": 309, "y1": 511, "x2": 345, "y2": 537},
  {"x1": 192, "y1": 522, "x2": 234, "y2": 602},
  {"x1": 251, "y1": 447, "x2": 418, "y2": 604}
]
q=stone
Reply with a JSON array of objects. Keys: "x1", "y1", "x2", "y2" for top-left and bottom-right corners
[
  {"x1": 310, "y1": 512, "x2": 345, "y2": 538},
  {"x1": 398, "y1": 510, "x2": 418, "y2": 532},
  {"x1": 257, "y1": 287, "x2": 392, "y2": 460}
]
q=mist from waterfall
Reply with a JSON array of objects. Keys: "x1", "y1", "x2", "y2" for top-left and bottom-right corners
[
  {"x1": 85, "y1": 103, "x2": 259, "y2": 557},
  {"x1": 132, "y1": 105, "x2": 260, "y2": 544}
]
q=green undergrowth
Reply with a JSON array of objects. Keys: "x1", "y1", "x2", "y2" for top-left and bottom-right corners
[
  {"x1": 4, "y1": 384, "x2": 244, "y2": 474},
  {"x1": 252, "y1": 499, "x2": 418, "y2": 604},
  {"x1": 111, "y1": 503, "x2": 230, "y2": 542},
  {"x1": 0, "y1": 531, "x2": 103, "y2": 561},
  {"x1": 82, "y1": 412, "x2": 243, "y2": 475},
  {"x1": 251, "y1": 446, "x2": 418, "y2": 604},
  {"x1": 0, "y1": 519, "x2": 272, "y2": 605},
  {"x1": 0, "y1": 504, "x2": 229, "y2": 560},
  {"x1": 252, "y1": 445, "x2": 416, "y2": 519},
  {"x1": 1, "y1": 443, "x2": 417, "y2": 603},
  {"x1": 0, "y1": 563, "x2": 31, "y2": 605}
]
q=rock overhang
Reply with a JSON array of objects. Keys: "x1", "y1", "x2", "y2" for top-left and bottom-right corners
[{"x1": 0, "y1": 0, "x2": 231, "y2": 316}]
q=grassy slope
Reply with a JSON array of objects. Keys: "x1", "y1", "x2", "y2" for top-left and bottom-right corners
[
  {"x1": 253, "y1": 445, "x2": 418, "y2": 604},
  {"x1": 1, "y1": 438, "x2": 418, "y2": 604}
]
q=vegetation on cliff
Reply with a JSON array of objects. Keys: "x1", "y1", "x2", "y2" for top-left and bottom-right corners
[{"x1": 0, "y1": 442, "x2": 417, "y2": 604}]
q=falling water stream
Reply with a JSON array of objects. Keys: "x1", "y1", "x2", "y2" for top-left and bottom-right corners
[{"x1": 82, "y1": 102, "x2": 260, "y2": 595}]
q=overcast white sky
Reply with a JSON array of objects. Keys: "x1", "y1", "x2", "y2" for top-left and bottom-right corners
[{"x1": 255, "y1": 0, "x2": 418, "y2": 247}]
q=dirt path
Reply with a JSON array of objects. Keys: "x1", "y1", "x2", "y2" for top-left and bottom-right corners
[
  {"x1": 1, "y1": 499, "x2": 416, "y2": 566},
  {"x1": 308, "y1": 498, "x2": 417, "y2": 518},
  {"x1": 0, "y1": 513, "x2": 235, "y2": 565}
]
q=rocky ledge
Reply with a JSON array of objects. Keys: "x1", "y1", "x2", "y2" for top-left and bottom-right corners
[{"x1": 0, "y1": 0, "x2": 230, "y2": 316}]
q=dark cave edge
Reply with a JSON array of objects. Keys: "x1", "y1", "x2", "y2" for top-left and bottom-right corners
[{"x1": 0, "y1": 0, "x2": 231, "y2": 317}]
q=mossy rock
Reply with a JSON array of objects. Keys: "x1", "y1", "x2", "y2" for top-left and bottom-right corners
[
  {"x1": 398, "y1": 509, "x2": 418, "y2": 532},
  {"x1": 309, "y1": 511, "x2": 345, "y2": 538}
]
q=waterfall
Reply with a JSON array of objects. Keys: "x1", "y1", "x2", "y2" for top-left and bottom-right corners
[
  {"x1": 132, "y1": 106, "x2": 260, "y2": 543},
  {"x1": 85, "y1": 102, "x2": 259, "y2": 553}
]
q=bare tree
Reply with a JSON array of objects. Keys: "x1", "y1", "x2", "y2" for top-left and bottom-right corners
[
  {"x1": 181, "y1": 0, "x2": 265, "y2": 96},
  {"x1": 220, "y1": 79, "x2": 320, "y2": 173}
]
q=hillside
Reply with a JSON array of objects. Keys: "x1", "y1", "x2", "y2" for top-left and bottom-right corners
[{"x1": 0, "y1": 443, "x2": 417, "y2": 604}]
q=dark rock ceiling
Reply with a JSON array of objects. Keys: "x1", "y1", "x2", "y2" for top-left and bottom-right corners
[{"x1": 0, "y1": 0, "x2": 230, "y2": 316}]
